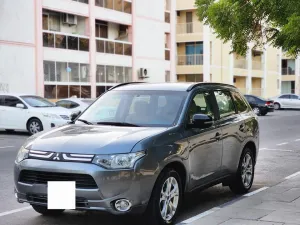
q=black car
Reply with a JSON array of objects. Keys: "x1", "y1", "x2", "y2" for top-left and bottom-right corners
[{"x1": 244, "y1": 94, "x2": 274, "y2": 116}]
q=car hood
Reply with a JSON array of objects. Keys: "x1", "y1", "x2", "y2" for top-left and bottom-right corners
[
  {"x1": 31, "y1": 106, "x2": 71, "y2": 115},
  {"x1": 25, "y1": 124, "x2": 168, "y2": 154}
]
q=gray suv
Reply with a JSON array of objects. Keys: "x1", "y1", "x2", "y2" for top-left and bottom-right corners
[{"x1": 14, "y1": 82, "x2": 259, "y2": 225}]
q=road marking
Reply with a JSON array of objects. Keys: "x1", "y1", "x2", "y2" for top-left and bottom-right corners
[
  {"x1": 277, "y1": 142, "x2": 288, "y2": 146},
  {"x1": 244, "y1": 187, "x2": 269, "y2": 197},
  {"x1": 180, "y1": 209, "x2": 218, "y2": 224},
  {"x1": 285, "y1": 171, "x2": 300, "y2": 180},
  {"x1": 260, "y1": 148, "x2": 293, "y2": 152},
  {"x1": 0, "y1": 146, "x2": 14, "y2": 149},
  {"x1": 0, "y1": 206, "x2": 31, "y2": 217},
  {"x1": 295, "y1": 139, "x2": 300, "y2": 142}
]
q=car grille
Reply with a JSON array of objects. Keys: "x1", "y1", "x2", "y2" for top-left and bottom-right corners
[
  {"x1": 26, "y1": 194, "x2": 88, "y2": 208},
  {"x1": 60, "y1": 115, "x2": 70, "y2": 120},
  {"x1": 19, "y1": 170, "x2": 98, "y2": 189}
]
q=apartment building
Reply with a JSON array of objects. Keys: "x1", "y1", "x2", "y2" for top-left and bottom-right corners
[
  {"x1": 176, "y1": 0, "x2": 282, "y2": 98},
  {"x1": 0, "y1": 0, "x2": 176, "y2": 99}
]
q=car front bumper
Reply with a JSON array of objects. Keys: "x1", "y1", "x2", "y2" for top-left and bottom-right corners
[
  {"x1": 42, "y1": 118, "x2": 70, "y2": 131},
  {"x1": 14, "y1": 158, "x2": 154, "y2": 215}
]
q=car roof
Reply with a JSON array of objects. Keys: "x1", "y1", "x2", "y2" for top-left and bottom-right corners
[{"x1": 110, "y1": 82, "x2": 237, "y2": 92}]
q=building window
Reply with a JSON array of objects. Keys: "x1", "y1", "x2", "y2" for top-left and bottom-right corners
[
  {"x1": 43, "y1": 61, "x2": 90, "y2": 83},
  {"x1": 95, "y1": 0, "x2": 132, "y2": 14},
  {"x1": 45, "y1": 85, "x2": 91, "y2": 99},
  {"x1": 165, "y1": 71, "x2": 170, "y2": 82},
  {"x1": 177, "y1": 74, "x2": 203, "y2": 82},
  {"x1": 96, "y1": 65, "x2": 132, "y2": 83},
  {"x1": 96, "y1": 21, "x2": 108, "y2": 38},
  {"x1": 282, "y1": 59, "x2": 295, "y2": 75}
]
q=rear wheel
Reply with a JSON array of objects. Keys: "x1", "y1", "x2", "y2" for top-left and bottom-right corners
[
  {"x1": 229, "y1": 148, "x2": 255, "y2": 194},
  {"x1": 274, "y1": 103, "x2": 281, "y2": 110},
  {"x1": 146, "y1": 168, "x2": 182, "y2": 225},
  {"x1": 31, "y1": 205, "x2": 65, "y2": 216}
]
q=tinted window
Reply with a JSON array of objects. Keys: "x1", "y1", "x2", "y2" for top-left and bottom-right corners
[
  {"x1": 70, "y1": 101, "x2": 80, "y2": 108},
  {"x1": 290, "y1": 95, "x2": 298, "y2": 99},
  {"x1": 232, "y1": 92, "x2": 248, "y2": 113},
  {"x1": 279, "y1": 95, "x2": 290, "y2": 99},
  {"x1": 4, "y1": 96, "x2": 23, "y2": 107},
  {"x1": 21, "y1": 96, "x2": 55, "y2": 107},
  {"x1": 245, "y1": 95, "x2": 256, "y2": 103},
  {"x1": 214, "y1": 91, "x2": 236, "y2": 118},
  {"x1": 0, "y1": 96, "x2": 4, "y2": 106},
  {"x1": 187, "y1": 91, "x2": 215, "y2": 123}
]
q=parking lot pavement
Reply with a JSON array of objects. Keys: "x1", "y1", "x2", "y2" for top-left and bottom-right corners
[{"x1": 1, "y1": 110, "x2": 300, "y2": 225}]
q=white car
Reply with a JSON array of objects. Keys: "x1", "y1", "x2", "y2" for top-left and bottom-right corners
[
  {"x1": 55, "y1": 98, "x2": 95, "y2": 113},
  {"x1": 0, "y1": 94, "x2": 71, "y2": 135},
  {"x1": 270, "y1": 94, "x2": 300, "y2": 110}
]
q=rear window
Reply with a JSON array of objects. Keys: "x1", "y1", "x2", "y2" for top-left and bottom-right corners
[{"x1": 232, "y1": 92, "x2": 249, "y2": 113}]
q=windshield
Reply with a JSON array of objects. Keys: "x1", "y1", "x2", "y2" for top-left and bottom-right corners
[
  {"x1": 21, "y1": 96, "x2": 56, "y2": 107},
  {"x1": 77, "y1": 90, "x2": 187, "y2": 127}
]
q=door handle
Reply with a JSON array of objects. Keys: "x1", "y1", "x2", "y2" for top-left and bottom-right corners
[{"x1": 239, "y1": 124, "x2": 246, "y2": 132}]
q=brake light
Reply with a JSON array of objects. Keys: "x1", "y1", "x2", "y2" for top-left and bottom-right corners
[{"x1": 265, "y1": 101, "x2": 273, "y2": 106}]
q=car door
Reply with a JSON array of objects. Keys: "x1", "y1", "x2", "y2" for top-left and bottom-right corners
[
  {"x1": 289, "y1": 95, "x2": 300, "y2": 108},
  {"x1": 183, "y1": 90, "x2": 223, "y2": 189},
  {"x1": 213, "y1": 90, "x2": 245, "y2": 175},
  {"x1": 2, "y1": 96, "x2": 28, "y2": 130},
  {"x1": 278, "y1": 94, "x2": 291, "y2": 108}
]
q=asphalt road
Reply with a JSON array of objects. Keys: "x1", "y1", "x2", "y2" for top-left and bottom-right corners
[{"x1": 1, "y1": 110, "x2": 300, "y2": 225}]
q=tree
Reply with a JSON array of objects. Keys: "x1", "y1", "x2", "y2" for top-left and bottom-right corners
[{"x1": 195, "y1": 0, "x2": 300, "y2": 56}]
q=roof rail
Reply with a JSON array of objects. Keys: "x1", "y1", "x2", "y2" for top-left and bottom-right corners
[
  {"x1": 108, "y1": 82, "x2": 146, "y2": 91},
  {"x1": 187, "y1": 82, "x2": 236, "y2": 91}
]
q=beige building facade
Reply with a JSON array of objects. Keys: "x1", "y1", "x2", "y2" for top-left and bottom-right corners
[{"x1": 176, "y1": 1, "x2": 283, "y2": 98}]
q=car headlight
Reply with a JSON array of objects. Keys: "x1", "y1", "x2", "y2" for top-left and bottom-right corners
[
  {"x1": 16, "y1": 146, "x2": 29, "y2": 163},
  {"x1": 42, "y1": 113, "x2": 60, "y2": 119},
  {"x1": 93, "y1": 151, "x2": 146, "y2": 169}
]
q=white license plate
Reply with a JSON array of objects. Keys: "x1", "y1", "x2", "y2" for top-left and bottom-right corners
[{"x1": 47, "y1": 181, "x2": 76, "y2": 209}]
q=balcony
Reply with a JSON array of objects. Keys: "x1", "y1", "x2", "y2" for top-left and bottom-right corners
[
  {"x1": 176, "y1": 0, "x2": 196, "y2": 10},
  {"x1": 234, "y1": 59, "x2": 247, "y2": 69},
  {"x1": 96, "y1": 38, "x2": 132, "y2": 56},
  {"x1": 165, "y1": 12, "x2": 170, "y2": 23},
  {"x1": 43, "y1": 31, "x2": 89, "y2": 52},
  {"x1": 165, "y1": 49, "x2": 170, "y2": 61},
  {"x1": 43, "y1": 0, "x2": 89, "y2": 17},
  {"x1": 177, "y1": 54, "x2": 203, "y2": 74},
  {"x1": 282, "y1": 67, "x2": 295, "y2": 75},
  {"x1": 252, "y1": 60, "x2": 263, "y2": 70},
  {"x1": 176, "y1": 22, "x2": 203, "y2": 42},
  {"x1": 95, "y1": 0, "x2": 132, "y2": 14}
]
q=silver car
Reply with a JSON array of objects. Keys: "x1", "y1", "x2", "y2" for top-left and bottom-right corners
[
  {"x1": 14, "y1": 82, "x2": 259, "y2": 225},
  {"x1": 271, "y1": 94, "x2": 300, "y2": 110}
]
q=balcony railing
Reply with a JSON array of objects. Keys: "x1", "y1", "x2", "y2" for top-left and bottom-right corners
[
  {"x1": 234, "y1": 59, "x2": 247, "y2": 69},
  {"x1": 96, "y1": 38, "x2": 132, "y2": 56},
  {"x1": 95, "y1": 0, "x2": 132, "y2": 14},
  {"x1": 43, "y1": 31, "x2": 89, "y2": 51},
  {"x1": 177, "y1": 54, "x2": 203, "y2": 65},
  {"x1": 282, "y1": 68, "x2": 295, "y2": 75},
  {"x1": 252, "y1": 61, "x2": 263, "y2": 70},
  {"x1": 176, "y1": 22, "x2": 203, "y2": 34}
]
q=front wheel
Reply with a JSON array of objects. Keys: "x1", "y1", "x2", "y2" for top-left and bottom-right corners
[
  {"x1": 27, "y1": 118, "x2": 43, "y2": 135},
  {"x1": 274, "y1": 103, "x2": 281, "y2": 110},
  {"x1": 229, "y1": 148, "x2": 255, "y2": 194},
  {"x1": 146, "y1": 168, "x2": 182, "y2": 225},
  {"x1": 253, "y1": 107, "x2": 261, "y2": 116},
  {"x1": 31, "y1": 205, "x2": 65, "y2": 216}
]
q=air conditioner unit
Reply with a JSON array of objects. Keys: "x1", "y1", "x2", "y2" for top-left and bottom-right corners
[
  {"x1": 62, "y1": 13, "x2": 77, "y2": 25},
  {"x1": 139, "y1": 68, "x2": 149, "y2": 78}
]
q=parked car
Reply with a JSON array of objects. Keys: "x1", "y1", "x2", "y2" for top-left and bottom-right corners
[
  {"x1": 244, "y1": 94, "x2": 274, "y2": 116},
  {"x1": 14, "y1": 82, "x2": 259, "y2": 225},
  {"x1": 0, "y1": 94, "x2": 71, "y2": 135},
  {"x1": 270, "y1": 94, "x2": 300, "y2": 110},
  {"x1": 55, "y1": 98, "x2": 95, "y2": 113}
]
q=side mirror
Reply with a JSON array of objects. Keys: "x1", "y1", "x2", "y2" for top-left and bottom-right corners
[
  {"x1": 16, "y1": 103, "x2": 25, "y2": 109},
  {"x1": 191, "y1": 114, "x2": 213, "y2": 128},
  {"x1": 70, "y1": 111, "x2": 81, "y2": 122}
]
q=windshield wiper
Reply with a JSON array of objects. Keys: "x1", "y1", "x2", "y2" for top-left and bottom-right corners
[
  {"x1": 77, "y1": 119, "x2": 93, "y2": 125},
  {"x1": 97, "y1": 122, "x2": 140, "y2": 127}
]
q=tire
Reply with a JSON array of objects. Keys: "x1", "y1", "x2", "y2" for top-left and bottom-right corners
[
  {"x1": 31, "y1": 205, "x2": 64, "y2": 216},
  {"x1": 253, "y1": 107, "x2": 261, "y2": 116},
  {"x1": 260, "y1": 112, "x2": 267, "y2": 116},
  {"x1": 146, "y1": 168, "x2": 182, "y2": 225},
  {"x1": 229, "y1": 148, "x2": 255, "y2": 194},
  {"x1": 274, "y1": 103, "x2": 280, "y2": 110},
  {"x1": 27, "y1": 118, "x2": 43, "y2": 135}
]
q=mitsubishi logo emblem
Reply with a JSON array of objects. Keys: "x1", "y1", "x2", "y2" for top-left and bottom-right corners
[{"x1": 53, "y1": 153, "x2": 60, "y2": 161}]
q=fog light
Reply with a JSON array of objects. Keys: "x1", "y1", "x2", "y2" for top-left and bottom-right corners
[{"x1": 115, "y1": 199, "x2": 131, "y2": 212}]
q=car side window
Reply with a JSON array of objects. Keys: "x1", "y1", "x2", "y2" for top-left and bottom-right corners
[
  {"x1": 186, "y1": 91, "x2": 214, "y2": 124},
  {"x1": 69, "y1": 101, "x2": 80, "y2": 109},
  {"x1": 231, "y1": 92, "x2": 249, "y2": 113},
  {"x1": 4, "y1": 96, "x2": 23, "y2": 107},
  {"x1": 290, "y1": 95, "x2": 298, "y2": 100},
  {"x1": 214, "y1": 91, "x2": 236, "y2": 118},
  {"x1": 56, "y1": 100, "x2": 69, "y2": 108},
  {"x1": 279, "y1": 95, "x2": 290, "y2": 99},
  {"x1": 0, "y1": 96, "x2": 4, "y2": 106}
]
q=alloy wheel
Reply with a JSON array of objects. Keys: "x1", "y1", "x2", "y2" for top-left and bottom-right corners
[
  {"x1": 253, "y1": 107, "x2": 260, "y2": 115},
  {"x1": 241, "y1": 153, "x2": 253, "y2": 188},
  {"x1": 159, "y1": 177, "x2": 179, "y2": 222},
  {"x1": 29, "y1": 121, "x2": 41, "y2": 134}
]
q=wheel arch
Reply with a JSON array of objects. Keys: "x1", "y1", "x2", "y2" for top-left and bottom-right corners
[
  {"x1": 26, "y1": 117, "x2": 43, "y2": 130},
  {"x1": 243, "y1": 141, "x2": 257, "y2": 164}
]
